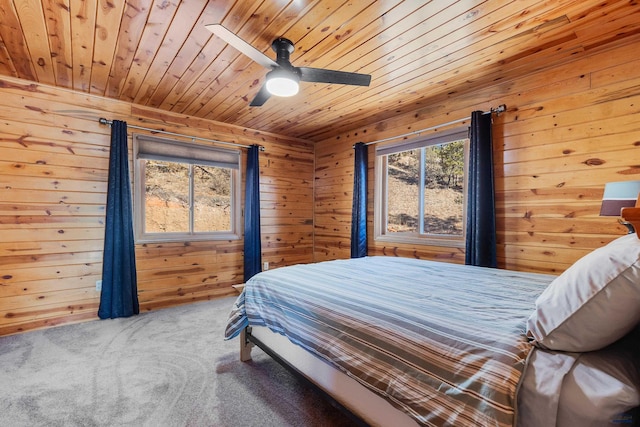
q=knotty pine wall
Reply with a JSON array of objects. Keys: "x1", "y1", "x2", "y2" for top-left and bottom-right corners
[
  {"x1": 3, "y1": 34, "x2": 640, "y2": 336},
  {"x1": 315, "y1": 36, "x2": 640, "y2": 274},
  {"x1": 0, "y1": 76, "x2": 314, "y2": 336}
]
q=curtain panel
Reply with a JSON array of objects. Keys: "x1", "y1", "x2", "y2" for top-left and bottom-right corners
[
  {"x1": 244, "y1": 145, "x2": 262, "y2": 281},
  {"x1": 465, "y1": 111, "x2": 498, "y2": 268},
  {"x1": 99, "y1": 120, "x2": 140, "y2": 319},
  {"x1": 351, "y1": 142, "x2": 368, "y2": 258}
]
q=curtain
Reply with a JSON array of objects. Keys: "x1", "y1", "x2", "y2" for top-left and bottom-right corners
[
  {"x1": 244, "y1": 145, "x2": 262, "y2": 281},
  {"x1": 99, "y1": 120, "x2": 139, "y2": 319},
  {"x1": 351, "y1": 142, "x2": 368, "y2": 258},
  {"x1": 465, "y1": 111, "x2": 497, "y2": 268}
]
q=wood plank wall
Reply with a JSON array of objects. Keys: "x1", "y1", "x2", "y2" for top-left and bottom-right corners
[
  {"x1": 314, "y1": 35, "x2": 640, "y2": 274},
  {"x1": 0, "y1": 76, "x2": 314, "y2": 336},
  {"x1": 3, "y1": 33, "x2": 640, "y2": 336}
]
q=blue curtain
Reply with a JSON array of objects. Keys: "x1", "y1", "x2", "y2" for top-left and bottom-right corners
[
  {"x1": 465, "y1": 111, "x2": 497, "y2": 268},
  {"x1": 351, "y1": 142, "x2": 368, "y2": 258},
  {"x1": 99, "y1": 120, "x2": 139, "y2": 319},
  {"x1": 244, "y1": 145, "x2": 262, "y2": 281}
]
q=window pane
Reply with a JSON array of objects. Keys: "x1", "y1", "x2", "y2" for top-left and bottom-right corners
[
  {"x1": 387, "y1": 150, "x2": 420, "y2": 233},
  {"x1": 194, "y1": 165, "x2": 231, "y2": 232},
  {"x1": 144, "y1": 160, "x2": 189, "y2": 232},
  {"x1": 423, "y1": 141, "x2": 464, "y2": 235}
]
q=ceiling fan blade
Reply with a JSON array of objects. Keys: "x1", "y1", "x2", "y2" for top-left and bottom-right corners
[
  {"x1": 205, "y1": 24, "x2": 278, "y2": 69},
  {"x1": 299, "y1": 67, "x2": 371, "y2": 86},
  {"x1": 249, "y1": 84, "x2": 272, "y2": 107}
]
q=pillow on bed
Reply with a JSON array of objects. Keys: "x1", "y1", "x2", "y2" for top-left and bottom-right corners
[{"x1": 527, "y1": 233, "x2": 640, "y2": 352}]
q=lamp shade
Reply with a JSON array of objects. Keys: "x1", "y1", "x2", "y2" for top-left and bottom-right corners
[
  {"x1": 265, "y1": 69, "x2": 299, "y2": 97},
  {"x1": 599, "y1": 181, "x2": 640, "y2": 216}
]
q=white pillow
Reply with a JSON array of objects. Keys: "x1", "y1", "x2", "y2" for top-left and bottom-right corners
[{"x1": 527, "y1": 233, "x2": 640, "y2": 352}]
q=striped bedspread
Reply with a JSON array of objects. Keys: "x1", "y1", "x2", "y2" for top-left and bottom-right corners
[{"x1": 225, "y1": 257, "x2": 555, "y2": 427}]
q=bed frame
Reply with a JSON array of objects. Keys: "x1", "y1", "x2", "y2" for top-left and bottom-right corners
[{"x1": 240, "y1": 325, "x2": 419, "y2": 427}]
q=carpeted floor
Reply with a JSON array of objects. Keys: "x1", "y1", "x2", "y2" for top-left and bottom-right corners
[{"x1": 0, "y1": 296, "x2": 357, "y2": 427}]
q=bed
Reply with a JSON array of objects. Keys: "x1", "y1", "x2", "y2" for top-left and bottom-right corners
[{"x1": 225, "y1": 234, "x2": 640, "y2": 427}]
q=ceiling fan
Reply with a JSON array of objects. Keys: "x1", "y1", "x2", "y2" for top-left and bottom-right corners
[{"x1": 205, "y1": 24, "x2": 372, "y2": 106}]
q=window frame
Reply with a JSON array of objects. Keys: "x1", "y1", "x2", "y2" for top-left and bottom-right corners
[
  {"x1": 132, "y1": 133, "x2": 242, "y2": 243},
  {"x1": 374, "y1": 127, "x2": 469, "y2": 248}
]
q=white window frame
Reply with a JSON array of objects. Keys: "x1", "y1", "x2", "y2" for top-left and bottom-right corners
[
  {"x1": 374, "y1": 127, "x2": 469, "y2": 248},
  {"x1": 133, "y1": 133, "x2": 241, "y2": 243}
]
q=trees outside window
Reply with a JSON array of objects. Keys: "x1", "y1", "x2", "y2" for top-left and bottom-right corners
[
  {"x1": 133, "y1": 134, "x2": 240, "y2": 243},
  {"x1": 375, "y1": 128, "x2": 468, "y2": 247}
]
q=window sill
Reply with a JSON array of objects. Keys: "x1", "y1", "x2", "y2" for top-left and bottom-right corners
[
  {"x1": 135, "y1": 232, "x2": 240, "y2": 244},
  {"x1": 374, "y1": 234, "x2": 465, "y2": 248}
]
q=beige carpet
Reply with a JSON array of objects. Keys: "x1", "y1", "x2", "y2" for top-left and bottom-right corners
[{"x1": 0, "y1": 296, "x2": 357, "y2": 426}]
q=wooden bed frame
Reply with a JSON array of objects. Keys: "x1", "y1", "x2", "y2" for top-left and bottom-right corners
[{"x1": 240, "y1": 325, "x2": 420, "y2": 427}]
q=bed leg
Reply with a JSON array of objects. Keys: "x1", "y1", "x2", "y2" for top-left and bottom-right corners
[{"x1": 240, "y1": 327, "x2": 254, "y2": 362}]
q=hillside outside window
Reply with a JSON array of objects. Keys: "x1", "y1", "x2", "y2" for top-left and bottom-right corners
[
  {"x1": 374, "y1": 127, "x2": 469, "y2": 247},
  {"x1": 133, "y1": 134, "x2": 241, "y2": 243}
]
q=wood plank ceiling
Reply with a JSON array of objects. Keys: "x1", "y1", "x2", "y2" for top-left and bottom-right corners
[{"x1": 0, "y1": 0, "x2": 638, "y2": 142}]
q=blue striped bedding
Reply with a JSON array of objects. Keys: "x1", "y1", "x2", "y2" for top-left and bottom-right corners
[{"x1": 225, "y1": 256, "x2": 555, "y2": 427}]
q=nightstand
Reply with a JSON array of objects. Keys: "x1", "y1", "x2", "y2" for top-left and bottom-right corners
[{"x1": 231, "y1": 284, "x2": 245, "y2": 294}]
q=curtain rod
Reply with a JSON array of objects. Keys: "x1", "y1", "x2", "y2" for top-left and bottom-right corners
[
  {"x1": 359, "y1": 104, "x2": 506, "y2": 147},
  {"x1": 98, "y1": 118, "x2": 265, "y2": 151}
]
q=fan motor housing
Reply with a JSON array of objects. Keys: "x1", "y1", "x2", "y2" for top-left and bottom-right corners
[{"x1": 272, "y1": 38, "x2": 295, "y2": 66}]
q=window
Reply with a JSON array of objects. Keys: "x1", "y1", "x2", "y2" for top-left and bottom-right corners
[
  {"x1": 374, "y1": 127, "x2": 468, "y2": 247},
  {"x1": 133, "y1": 134, "x2": 241, "y2": 242}
]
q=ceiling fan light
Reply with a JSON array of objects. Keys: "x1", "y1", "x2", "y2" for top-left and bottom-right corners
[{"x1": 266, "y1": 70, "x2": 299, "y2": 97}]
